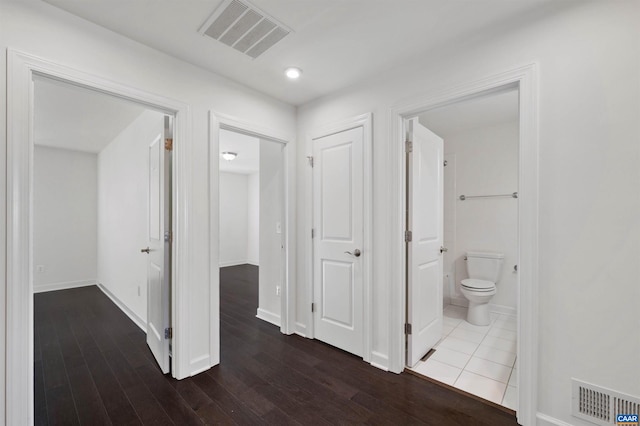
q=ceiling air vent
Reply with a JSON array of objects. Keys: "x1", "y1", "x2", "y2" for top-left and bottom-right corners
[
  {"x1": 199, "y1": 0, "x2": 292, "y2": 59},
  {"x1": 572, "y1": 379, "x2": 640, "y2": 425}
]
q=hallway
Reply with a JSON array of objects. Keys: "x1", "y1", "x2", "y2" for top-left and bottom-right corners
[{"x1": 34, "y1": 265, "x2": 518, "y2": 425}]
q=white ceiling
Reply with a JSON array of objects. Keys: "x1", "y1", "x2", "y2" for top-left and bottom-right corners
[
  {"x1": 34, "y1": 76, "x2": 264, "y2": 167},
  {"x1": 34, "y1": 76, "x2": 146, "y2": 153},
  {"x1": 41, "y1": 0, "x2": 557, "y2": 105},
  {"x1": 418, "y1": 89, "x2": 518, "y2": 138},
  {"x1": 219, "y1": 129, "x2": 260, "y2": 174}
]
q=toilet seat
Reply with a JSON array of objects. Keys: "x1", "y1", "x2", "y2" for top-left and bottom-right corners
[{"x1": 461, "y1": 278, "x2": 496, "y2": 292}]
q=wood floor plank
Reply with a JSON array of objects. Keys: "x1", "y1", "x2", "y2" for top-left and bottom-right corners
[
  {"x1": 65, "y1": 364, "x2": 112, "y2": 426},
  {"x1": 351, "y1": 391, "x2": 427, "y2": 426},
  {"x1": 45, "y1": 384, "x2": 79, "y2": 426},
  {"x1": 134, "y1": 363, "x2": 203, "y2": 426},
  {"x1": 172, "y1": 379, "x2": 214, "y2": 413},
  {"x1": 34, "y1": 360, "x2": 49, "y2": 426},
  {"x1": 101, "y1": 347, "x2": 177, "y2": 425},
  {"x1": 123, "y1": 383, "x2": 175, "y2": 426},
  {"x1": 191, "y1": 371, "x2": 266, "y2": 425},
  {"x1": 260, "y1": 406, "x2": 301, "y2": 426},
  {"x1": 82, "y1": 347, "x2": 142, "y2": 425},
  {"x1": 36, "y1": 266, "x2": 518, "y2": 425},
  {"x1": 195, "y1": 401, "x2": 236, "y2": 425},
  {"x1": 40, "y1": 328, "x2": 68, "y2": 391}
]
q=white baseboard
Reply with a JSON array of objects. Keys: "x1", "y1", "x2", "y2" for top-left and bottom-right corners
[
  {"x1": 490, "y1": 303, "x2": 517, "y2": 317},
  {"x1": 256, "y1": 308, "x2": 280, "y2": 327},
  {"x1": 294, "y1": 322, "x2": 307, "y2": 337},
  {"x1": 450, "y1": 297, "x2": 468, "y2": 308},
  {"x1": 370, "y1": 351, "x2": 390, "y2": 371},
  {"x1": 97, "y1": 283, "x2": 146, "y2": 333},
  {"x1": 443, "y1": 295, "x2": 451, "y2": 307},
  {"x1": 449, "y1": 298, "x2": 517, "y2": 318},
  {"x1": 218, "y1": 259, "x2": 258, "y2": 268},
  {"x1": 189, "y1": 354, "x2": 212, "y2": 377},
  {"x1": 536, "y1": 413, "x2": 576, "y2": 426},
  {"x1": 33, "y1": 279, "x2": 96, "y2": 293},
  {"x1": 246, "y1": 260, "x2": 259, "y2": 266}
]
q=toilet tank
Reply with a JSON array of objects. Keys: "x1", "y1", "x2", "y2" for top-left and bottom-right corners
[{"x1": 466, "y1": 251, "x2": 505, "y2": 282}]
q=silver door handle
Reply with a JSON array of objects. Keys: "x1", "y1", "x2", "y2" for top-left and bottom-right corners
[
  {"x1": 141, "y1": 247, "x2": 150, "y2": 254},
  {"x1": 344, "y1": 249, "x2": 361, "y2": 257},
  {"x1": 440, "y1": 246, "x2": 448, "y2": 253}
]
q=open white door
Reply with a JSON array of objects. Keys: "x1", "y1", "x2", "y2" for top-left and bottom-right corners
[
  {"x1": 143, "y1": 117, "x2": 171, "y2": 374},
  {"x1": 406, "y1": 118, "x2": 444, "y2": 367},
  {"x1": 312, "y1": 127, "x2": 364, "y2": 357}
]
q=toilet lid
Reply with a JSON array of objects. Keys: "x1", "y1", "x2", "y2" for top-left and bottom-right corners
[{"x1": 461, "y1": 279, "x2": 495, "y2": 291}]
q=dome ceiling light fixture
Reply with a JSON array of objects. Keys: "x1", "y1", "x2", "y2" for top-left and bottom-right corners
[
  {"x1": 221, "y1": 151, "x2": 238, "y2": 161},
  {"x1": 285, "y1": 67, "x2": 302, "y2": 79}
]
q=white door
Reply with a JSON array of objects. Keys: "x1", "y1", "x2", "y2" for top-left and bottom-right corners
[
  {"x1": 406, "y1": 118, "x2": 444, "y2": 367},
  {"x1": 143, "y1": 119, "x2": 171, "y2": 374},
  {"x1": 312, "y1": 127, "x2": 364, "y2": 357}
]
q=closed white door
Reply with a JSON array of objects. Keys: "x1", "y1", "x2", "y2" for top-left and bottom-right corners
[
  {"x1": 406, "y1": 118, "x2": 444, "y2": 367},
  {"x1": 312, "y1": 127, "x2": 364, "y2": 357},
  {"x1": 143, "y1": 120, "x2": 171, "y2": 374}
]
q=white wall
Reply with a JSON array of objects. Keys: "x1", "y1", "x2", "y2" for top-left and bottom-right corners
[
  {"x1": 247, "y1": 173, "x2": 260, "y2": 265},
  {"x1": 296, "y1": 2, "x2": 640, "y2": 424},
  {"x1": 258, "y1": 140, "x2": 283, "y2": 325},
  {"x1": 0, "y1": 0, "x2": 296, "y2": 400},
  {"x1": 33, "y1": 146, "x2": 97, "y2": 292},
  {"x1": 97, "y1": 110, "x2": 163, "y2": 327},
  {"x1": 440, "y1": 122, "x2": 519, "y2": 311},
  {"x1": 219, "y1": 172, "x2": 250, "y2": 267}
]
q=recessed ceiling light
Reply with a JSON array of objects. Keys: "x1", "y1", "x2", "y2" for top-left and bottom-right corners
[
  {"x1": 221, "y1": 151, "x2": 237, "y2": 161},
  {"x1": 285, "y1": 67, "x2": 302, "y2": 79}
]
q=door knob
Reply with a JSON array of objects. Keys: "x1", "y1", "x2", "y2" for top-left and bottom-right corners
[
  {"x1": 440, "y1": 246, "x2": 448, "y2": 254},
  {"x1": 141, "y1": 247, "x2": 150, "y2": 254},
  {"x1": 344, "y1": 249, "x2": 361, "y2": 257}
]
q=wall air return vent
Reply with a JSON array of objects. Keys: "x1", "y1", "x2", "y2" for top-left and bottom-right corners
[
  {"x1": 199, "y1": 0, "x2": 292, "y2": 59},
  {"x1": 572, "y1": 379, "x2": 640, "y2": 425}
]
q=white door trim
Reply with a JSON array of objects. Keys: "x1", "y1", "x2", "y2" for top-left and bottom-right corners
[
  {"x1": 305, "y1": 113, "x2": 373, "y2": 364},
  {"x1": 388, "y1": 63, "x2": 539, "y2": 425},
  {"x1": 6, "y1": 48, "x2": 192, "y2": 426},
  {"x1": 208, "y1": 111, "x2": 296, "y2": 367}
]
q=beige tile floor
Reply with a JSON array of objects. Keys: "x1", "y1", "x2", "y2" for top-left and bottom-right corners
[{"x1": 409, "y1": 305, "x2": 517, "y2": 409}]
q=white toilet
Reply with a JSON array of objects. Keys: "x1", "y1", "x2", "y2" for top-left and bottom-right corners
[{"x1": 460, "y1": 251, "x2": 504, "y2": 326}]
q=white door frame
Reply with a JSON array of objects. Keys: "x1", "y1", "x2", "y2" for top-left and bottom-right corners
[
  {"x1": 388, "y1": 64, "x2": 539, "y2": 425},
  {"x1": 6, "y1": 49, "x2": 192, "y2": 426},
  {"x1": 208, "y1": 111, "x2": 296, "y2": 363},
  {"x1": 304, "y1": 113, "x2": 373, "y2": 363}
]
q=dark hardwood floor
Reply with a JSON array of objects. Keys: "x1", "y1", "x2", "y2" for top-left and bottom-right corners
[{"x1": 35, "y1": 265, "x2": 518, "y2": 425}]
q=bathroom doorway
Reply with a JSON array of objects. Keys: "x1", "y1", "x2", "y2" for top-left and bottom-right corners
[{"x1": 404, "y1": 88, "x2": 520, "y2": 410}]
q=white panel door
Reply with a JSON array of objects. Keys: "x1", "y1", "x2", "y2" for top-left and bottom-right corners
[
  {"x1": 313, "y1": 127, "x2": 364, "y2": 357},
  {"x1": 407, "y1": 118, "x2": 444, "y2": 367},
  {"x1": 144, "y1": 122, "x2": 171, "y2": 374}
]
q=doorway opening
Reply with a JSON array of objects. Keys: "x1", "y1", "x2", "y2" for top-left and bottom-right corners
[
  {"x1": 6, "y1": 50, "x2": 192, "y2": 425},
  {"x1": 404, "y1": 88, "x2": 520, "y2": 410},
  {"x1": 31, "y1": 75, "x2": 176, "y2": 422},
  {"x1": 391, "y1": 63, "x2": 539, "y2": 426},
  {"x1": 209, "y1": 112, "x2": 294, "y2": 365},
  {"x1": 218, "y1": 128, "x2": 285, "y2": 329}
]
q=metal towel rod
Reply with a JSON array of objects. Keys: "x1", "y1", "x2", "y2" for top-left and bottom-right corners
[{"x1": 459, "y1": 192, "x2": 518, "y2": 201}]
